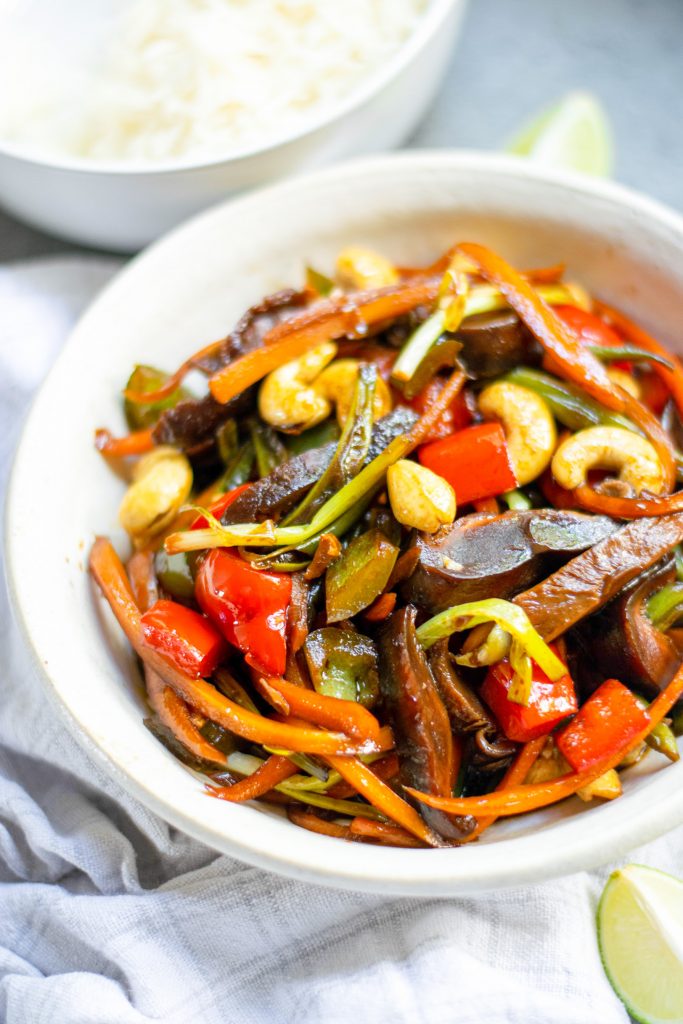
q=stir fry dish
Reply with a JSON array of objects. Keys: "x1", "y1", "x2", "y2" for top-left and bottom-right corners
[{"x1": 90, "y1": 241, "x2": 683, "y2": 849}]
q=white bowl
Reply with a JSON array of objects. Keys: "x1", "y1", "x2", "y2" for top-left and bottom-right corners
[
  {"x1": 0, "y1": 0, "x2": 466, "y2": 251},
  {"x1": 7, "y1": 152, "x2": 683, "y2": 896}
]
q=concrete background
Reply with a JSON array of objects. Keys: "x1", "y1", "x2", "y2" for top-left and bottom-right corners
[{"x1": 1, "y1": 0, "x2": 681, "y2": 260}]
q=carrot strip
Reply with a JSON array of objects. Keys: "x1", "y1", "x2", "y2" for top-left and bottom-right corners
[
  {"x1": 127, "y1": 552, "x2": 225, "y2": 766},
  {"x1": 89, "y1": 538, "x2": 386, "y2": 756},
  {"x1": 349, "y1": 818, "x2": 427, "y2": 848},
  {"x1": 572, "y1": 484, "x2": 683, "y2": 518},
  {"x1": 209, "y1": 278, "x2": 440, "y2": 405},
  {"x1": 327, "y1": 753, "x2": 399, "y2": 799},
  {"x1": 287, "y1": 806, "x2": 352, "y2": 839},
  {"x1": 406, "y1": 664, "x2": 683, "y2": 818},
  {"x1": 404, "y1": 369, "x2": 466, "y2": 449},
  {"x1": 126, "y1": 550, "x2": 156, "y2": 612},
  {"x1": 363, "y1": 592, "x2": 397, "y2": 622},
  {"x1": 464, "y1": 737, "x2": 546, "y2": 840},
  {"x1": 123, "y1": 337, "x2": 224, "y2": 404},
  {"x1": 206, "y1": 754, "x2": 297, "y2": 802},
  {"x1": 146, "y1": 668, "x2": 227, "y2": 766},
  {"x1": 456, "y1": 243, "x2": 676, "y2": 492},
  {"x1": 326, "y1": 755, "x2": 443, "y2": 847},
  {"x1": 596, "y1": 300, "x2": 683, "y2": 419},
  {"x1": 252, "y1": 673, "x2": 381, "y2": 743},
  {"x1": 94, "y1": 427, "x2": 155, "y2": 458}
]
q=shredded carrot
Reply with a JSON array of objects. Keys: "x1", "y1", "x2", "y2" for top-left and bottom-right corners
[
  {"x1": 363, "y1": 592, "x2": 397, "y2": 622},
  {"x1": 464, "y1": 736, "x2": 546, "y2": 840},
  {"x1": 596, "y1": 300, "x2": 683, "y2": 419},
  {"x1": 349, "y1": 818, "x2": 427, "y2": 847},
  {"x1": 95, "y1": 427, "x2": 155, "y2": 458},
  {"x1": 407, "y1": 663, "x2": 683, "y2": 818},
  {"x1": 123, "y1": 337, "x2": 225, "y2": 404},
  {"x1": 252, "y1": 673, "x2": 382, "y2": 743},
  {"x1": 457, "y1": 243, "x2": 676, "y2": 493},
  {"x1": 126, "y1": 550, "x2": 156, "y2": 612},
  {"x1": 209, "y1": 278, "x2": 440, "y2": 405},
  {"x1": 572, "y1": 484, "x2": 683, "y2": 518},
  {"x1": 327, "y1": 753, "x2": 399, "y2": 799},
  {"x1": 287, "y1": 807, "x2": 352, "y2": 839},
  {"x1": 89, "y1": 538, "x2": 387, "y2": 756},
  {"x1": 326, "y1": 754, "x2": 443, "y2": 847},
  {"x1": 206, "y1": 754, "x2": 297, "y2": 802},
  {"x1": 146, "y1": 668, "x2": 227, "y2": 766}
]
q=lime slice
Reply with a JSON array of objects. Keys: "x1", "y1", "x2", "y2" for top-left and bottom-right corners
[
  {"x1": 598, "y1": 863, "x2": 683, "y2": 1023},
  {"x1": 507, "y1": 91, "x2": 613, "y2": 177}
]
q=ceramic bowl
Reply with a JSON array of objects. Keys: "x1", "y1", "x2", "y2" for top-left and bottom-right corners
[
  {"x1": 7, "y1": 152, "x2": 683, "y2": 895},
  {"x1": 0, "y1": 0, "x2": 466, "y2": 251}
]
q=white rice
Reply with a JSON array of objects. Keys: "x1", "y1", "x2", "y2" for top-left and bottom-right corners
[{"x1": 0, "y1": 0, "x2": 427, "y2": 163}]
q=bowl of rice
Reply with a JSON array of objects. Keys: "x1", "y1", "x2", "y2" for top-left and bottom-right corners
[{"x1": 0, "y1": 0, "x2": 466, "y2": 250}]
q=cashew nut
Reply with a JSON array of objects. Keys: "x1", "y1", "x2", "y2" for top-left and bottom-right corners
[
  {"x1": 606, "y1": 367, "x2": 641, "y2": 399},
  {"x1": 258, "y1": 341, "x2": 337, "y2": 432},
  {"x1": 316, "y1": 359, "x2": 393, "y2": 427},
  {"x1": 387, "y1": 459, "x2": 456, "y2": 533},
  {"x1": 336, "y1": 246, "x2": 398, "y2": 290},
  {"x1": 119, "y1": 446, "x2": 192, "y2": 544},
  {"x1": 551, "y1": 425, "x2": 665, "y2": 494},
  {"x1": 478, "y1": 381, "x2": 557, "y2": 486}
]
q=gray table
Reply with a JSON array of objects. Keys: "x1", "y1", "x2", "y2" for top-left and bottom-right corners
[{"x1": 1, "y1": 0, "x2": 682, "y2": 260}]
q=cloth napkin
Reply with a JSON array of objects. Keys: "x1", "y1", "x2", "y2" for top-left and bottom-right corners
[{"x1": 1, "y1": 257, "x2": 681, "y2": 1024}]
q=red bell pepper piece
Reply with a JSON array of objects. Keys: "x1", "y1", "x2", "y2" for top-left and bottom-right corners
[
  {"x1": 555, "y1": 305, "x2": 632, "y2": 372},
  {"x1": 555, "y1": 677, "x2": 651, "y2": 772},
  {"x1": 195, "y1": 549, "x2": 291, "y2": 676},
  {"x1": 192, "y1": 483, "x2": 251, "y2": 530},
  {"x1": 406, "y1": 378, "x2": 472, "y2": 442},
  {"x1": 481, "y1": 647, "x2": 578, "y2": 742},
  {"x1": 418, "y1": 422, "x2": 517, "y2": 505},
  {"x1": 141, "y1": 599, "x2": 226, "y2": 678}
]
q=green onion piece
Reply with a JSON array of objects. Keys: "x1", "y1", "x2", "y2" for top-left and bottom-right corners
[
  {"x1": 262, "y1": 750, "x2": 329, "y2": 782},
  {"x1": 305, "y1": 264, "x2": 335, "y2": 297},
  {"x1": 391, "y1": 309, "x2": 446, "y2": 385},
  {"x1": 225, "y1": 751, "x2": 339, "y2": 793},
  {"x1": 218, "y1": 438, "x2": 255, "y2": 492},
  {"x1": 416, "y1": 598, "x2": 565, "y2": 707},
  {"x1": 675, "y1": 547, "x2": 683, "y2": 582},
  {"x1": 504, "y1": 367, "x2": 637, "y2": 434},
  {"x1": 455, "y1": 623, "x2": 512, "y2": 668},
  {"x1": 587, "y1": 344, "x2": 674, "y2": 370},
  {"x1": 284, "y1": 363, "x2": 376, "y2": 525},
  {"x1": 276, "y1": 787, "x2": 384, "y2": 819},
  {"x1": 503, "y1": 489, "x2": 533, "y2": 511},
  {"x1": 249, "y1": 420, "x2": 288, "y2": 478},
  {"x1": 166, "y1": 434, "x2": 410, "y2": 555},
  {"x1": 646, "y1": 582, "x2": 683, "y2": 631},
  {"x1": 634, "y1": 698, "x2": 680, "y2": 763},
  {"x1": 124, "y1": 364, "x2": 191, "y2": 430}
]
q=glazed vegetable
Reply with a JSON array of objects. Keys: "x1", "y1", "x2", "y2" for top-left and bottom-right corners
[
  {"x1": 555, "y1": 679, "x2": 651, "y2": 772},
  {"x1": 379, "y1": 606, "x2": 475, "y2": 841},
  {"x1": 92, "y1": 239, "x2": 683, "y2": 848},
  {"x1": 418, "y1": 423, "x2": 517, "y2": 506},
  {"x1": 480, "y1": 649, "x2": 578, "y2": 742},
  {"x1": 141, "y1": 599, "x2": 226, "y2": 678},
  {"x1": 303, "y1": 627, "x2": 379, "y2": 707},
  {"x1": 514, "y1": 513, "x2": 683, "y2": 641},
  {"x1": 403, "y1": 509, "x2": 617, "y2": 614},
  {"x1": 326, "y1": 529, "x2": 399, "y2": 622},
  {"x1": 195, "y1": 549, "x2": 291, "y2": 676}
]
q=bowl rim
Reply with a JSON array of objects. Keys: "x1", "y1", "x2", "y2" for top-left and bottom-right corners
[
  {"x1": 0, "y1": 0, "x2": 462, "y2": 176},
  {"x1": 7, "y1": 150, "x2": 683, "y2": 895}
]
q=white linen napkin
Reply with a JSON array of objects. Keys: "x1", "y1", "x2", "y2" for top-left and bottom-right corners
[{"x1": 1, "y1": 256, "x2": 681, "y2": 1024}]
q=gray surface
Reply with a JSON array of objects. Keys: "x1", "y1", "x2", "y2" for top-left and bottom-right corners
[{"x1": 1, "y1": 0, "x2": 682, "y2": 260}]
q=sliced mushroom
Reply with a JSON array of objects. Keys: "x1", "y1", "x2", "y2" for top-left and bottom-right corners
[
  {"x1": 403, "y1": 509, "x2": 617, "y2": 614},
  {"x1": 378, "y1": 607, "x2": 475, "y2": 841}
]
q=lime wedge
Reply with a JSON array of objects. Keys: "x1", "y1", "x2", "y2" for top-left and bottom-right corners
[
  {"x1": 598, "y1": 864, "x2": 683, "y2": 1023},
  {"x1": 507, "y1": 91, "x2": 613, "y2": 177}
]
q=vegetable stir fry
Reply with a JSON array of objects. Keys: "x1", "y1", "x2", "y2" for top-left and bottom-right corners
[{"x1": 91, "y1": 241, "x2": 683, "y2": 849}]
